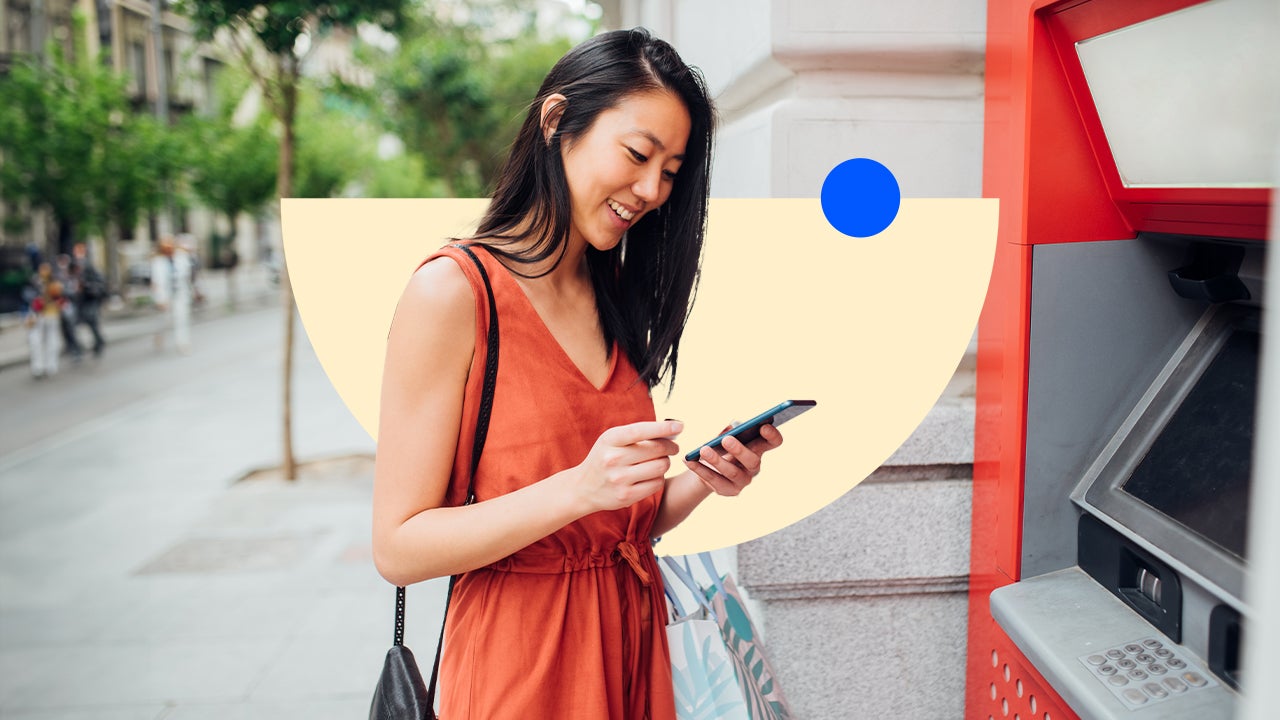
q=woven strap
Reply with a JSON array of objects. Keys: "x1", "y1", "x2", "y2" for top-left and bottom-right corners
[{"x1": 391, "y1": 243, "x2": 500, "y2": 713}]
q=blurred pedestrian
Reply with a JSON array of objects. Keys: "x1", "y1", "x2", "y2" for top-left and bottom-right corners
[
  {"x1": 178, "y1": 233, "x2": 205, "y2": 308},
  {"x1": 151, "y1": 236, "x2": 194, "y2": 354},
  {"x1": 71, "y1": 243, "x2": 107, "y2": 358},
  {"x1": 24, "y1": 263, "x2": 66, "y2": 379},
  {"x1": 54, "y1": 253, "x2": 84, "y2": 361}
]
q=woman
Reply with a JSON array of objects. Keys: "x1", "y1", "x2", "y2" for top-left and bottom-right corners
[
  {"x1": 25, "y1": 263, "x2": 65, "y2": 379},
  {"x1": 372, "y1": 28, "x2": 784, "y2": 719}
]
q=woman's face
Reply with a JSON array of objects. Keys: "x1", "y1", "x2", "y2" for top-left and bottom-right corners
[{"x1": 560, "y1": 89, "x2": 691, "y2": 253}]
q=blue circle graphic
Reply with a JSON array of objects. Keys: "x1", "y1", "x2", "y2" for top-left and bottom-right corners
[{"x1": 820, "y1": 158, "x2": 901, "y2": 238}]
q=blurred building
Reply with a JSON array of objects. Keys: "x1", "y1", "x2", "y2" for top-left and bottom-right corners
[
  {"x1": 605, "y1": 1, "x2": 985, "y2": 717},
  {"x1": 0, "y1": 0, "x2": 270, "y2": 299}
]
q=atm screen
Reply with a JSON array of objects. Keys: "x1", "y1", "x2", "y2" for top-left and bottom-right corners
[{"x1": 1121, "y1": 327, "x2": 1259, "y2": 560}]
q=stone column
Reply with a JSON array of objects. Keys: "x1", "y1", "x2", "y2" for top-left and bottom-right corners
[{"x1": 618, "y1": 1, "x2": 986, "y2": 716}]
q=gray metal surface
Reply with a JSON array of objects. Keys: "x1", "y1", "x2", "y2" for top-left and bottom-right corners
[
  {"x1": 990, "y1": 568, "x2": 1238, "y2": 720},
  {"x1": 1023, "y1": 237, "x2": 1203, "y2": 578}
]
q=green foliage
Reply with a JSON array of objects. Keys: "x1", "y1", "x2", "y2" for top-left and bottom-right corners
[
  {"x1": 177, "y1": 0, "x2": 408, "y2": 56},
  {"x1": 371, "y1": 9, "x2": 573, "y2": 197},
  {"x1": 182, "y1": 113, "x2": 279, "y2": 221},
  {"x1": 294, "y1": 90, "x2": 374, "y2": 198},
  {"x1": 0, "y1": 42, "x2": 175, "y2": 245},
  {"x1": 363, "y1": 152, "x2": 448, "y2": 199},
  {"x1": 177, "y1": 0, "x2": 411, "y2": 202}
]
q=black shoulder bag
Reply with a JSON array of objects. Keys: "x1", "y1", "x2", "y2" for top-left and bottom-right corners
[{"x1": 370, "y1": 243, "x2": 499, "y2": 720}]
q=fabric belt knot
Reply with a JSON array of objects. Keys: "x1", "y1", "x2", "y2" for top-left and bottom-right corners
[{"x1": 614, "y1": 540, "x2": 652, "y2": 586}]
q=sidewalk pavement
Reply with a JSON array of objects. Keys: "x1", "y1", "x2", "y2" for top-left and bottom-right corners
[
  {"x1": 0, "y1": 265, "x2": 281, "y2": 374},
  {"x1": 0, "y1": 302, "x2": 449, "y2": 719}
]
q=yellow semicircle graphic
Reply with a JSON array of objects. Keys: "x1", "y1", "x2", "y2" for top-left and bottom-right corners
[{"x1": 282, "y1": 197, "x2": 998, "y2": 555}]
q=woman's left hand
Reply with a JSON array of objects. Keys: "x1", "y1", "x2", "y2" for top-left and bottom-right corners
[{"x1": 683, "y1": 424, "x2": 784, "y2": 496}]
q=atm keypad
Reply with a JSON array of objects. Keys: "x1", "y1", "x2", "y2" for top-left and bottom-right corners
[{"x1": 1078, "y1": 637, "x2": 1217, "y2": 710}]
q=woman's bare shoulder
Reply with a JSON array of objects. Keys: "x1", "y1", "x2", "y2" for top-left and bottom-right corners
[
  {"x1": 406, "y1": 254, "x2": 473, "y2": 306},
  {"x1": 389, "y1": 254, "x2": 476, "y2": 355}
]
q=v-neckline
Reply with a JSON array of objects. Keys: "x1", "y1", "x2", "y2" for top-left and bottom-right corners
[{"x1": 480, "y1": 248, "x2": 618, "y2": 393}]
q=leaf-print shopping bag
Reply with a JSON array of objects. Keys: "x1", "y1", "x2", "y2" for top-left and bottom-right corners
[
  {"x1": 696, "y1": 553, "x2": 794, "y2": 720},
  {"x1": 668, "y1": 614, "x2": 752, "y2": 720},
  {"x1": 660, "y1": 550, "x2": 788, "y2": 712},
  {"x1": 662, "y1": 556, "x2": 750, "y2": 720}
]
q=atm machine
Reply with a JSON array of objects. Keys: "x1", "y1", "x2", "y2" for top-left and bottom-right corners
[{"x1": 965, "y1": 0, "x2": 1276, "y2": 718}]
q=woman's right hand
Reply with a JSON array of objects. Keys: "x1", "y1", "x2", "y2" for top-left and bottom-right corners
[{"x1": 569, "y1": 420, "x2": 683, "y2": 514}]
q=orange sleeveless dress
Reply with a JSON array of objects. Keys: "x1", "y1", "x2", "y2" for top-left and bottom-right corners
[{"x1": 423, "y1": 244, "x2": 676, "y2": 720}]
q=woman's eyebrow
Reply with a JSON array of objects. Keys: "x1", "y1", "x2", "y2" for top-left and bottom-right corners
[{"x1": 629, "y1": 129, "x2": 685, "y2": 161}]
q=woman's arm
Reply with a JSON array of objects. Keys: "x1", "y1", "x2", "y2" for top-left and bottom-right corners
[
  {"x1": 650, "y1": 426, "x2": 784, "y2": 539},
  {"x1": 371, "y1": 258, "x2": 682, "y2": 586}
]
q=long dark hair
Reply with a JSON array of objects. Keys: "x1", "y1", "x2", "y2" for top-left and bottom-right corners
[{"x1": 473, "y1": 27, "x2": 715, "y2": 393}]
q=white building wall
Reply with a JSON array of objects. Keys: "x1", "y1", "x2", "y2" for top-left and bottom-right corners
[{"x1": 617, "y1": 1, "x2": 986, "y2": 716}]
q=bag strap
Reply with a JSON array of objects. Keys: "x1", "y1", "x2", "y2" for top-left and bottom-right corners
[
  {"x1": 697, "y1": 551, "x2": 728, "y2": 599},
  {"x1": 660, "y1": 555, "x2": 717, "y2": 621},
  {"x1": 391, "y1": 242, "x2": 500, "y2": 712}
]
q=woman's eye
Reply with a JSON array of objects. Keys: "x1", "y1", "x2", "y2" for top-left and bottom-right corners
[
  {"x1": 662, "y1": 169, "x2": 678, "y2": 181},
  {"x1": 627, "y1": 148, "x2": 648, "y2": 163}
]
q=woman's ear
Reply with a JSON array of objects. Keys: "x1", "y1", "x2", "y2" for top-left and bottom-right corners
[{"x1": 539, "y1": 93, "x2": 567, "y2": 144}]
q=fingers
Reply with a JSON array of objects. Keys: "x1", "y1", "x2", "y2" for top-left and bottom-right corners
[
  {"x1": 604, "y1": 420, "x2": 683, "y2": 446},
  {"x1": 685, "y1": 424, "x2": 784, "y2": 497},
  {"x1": 747, "y1": 423, "x2": 784, "y2": 453}
]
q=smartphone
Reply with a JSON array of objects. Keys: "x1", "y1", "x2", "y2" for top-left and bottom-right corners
[{"x1": 683, "y1": 399, "x2": 816, "y2": 462}]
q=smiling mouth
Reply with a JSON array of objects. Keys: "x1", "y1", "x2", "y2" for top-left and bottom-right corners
[{"x1": 607, "y1": 199, "x2": 636, "y2": 222}]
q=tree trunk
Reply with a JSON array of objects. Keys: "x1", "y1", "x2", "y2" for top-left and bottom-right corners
[
  {"x1": 225, "y1": 213, "x2": 239, "y2": 309},
  {"x1": 279, "y1": 60, "x2": 299, "y2": 481},
  {"x1": 106, "y1": 221, "x2": 121, "y2": 295}
]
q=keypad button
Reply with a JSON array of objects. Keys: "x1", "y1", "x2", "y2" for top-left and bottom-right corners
[
  {"x1": 1086, "y1": 654, "x2": 1107, "y2": 666},
  {"x1": 1123, "y1": 688, "x2": 1149, "y2": 704},
  {"x1": 1154, "y1": 648, "x2": 1174, "y2": 659},
  {"x1": 1117, "y1": 659, "x2": 1137, "y2": 670},
  {"x1": 1148, "y1": 663, "x2": 1167, "y2": 675},
  {"x1": 1168, "y1": 658, "x2": 1187, "y2": 669},
  {"x1": 1136, "y1": 653, "x2": 1156, "y2": 664},
  {"x1": 1128, "y1": 669, "x2": 1149, "y2": 681},
  {"x1": 1125, "y1": 644, "x2": 1144, "y2": 655},
  {"x1": 1106, "y1": 649, "x2": 1125, "y2": 660},
  {"x1": 1099, "y1": 665, "x2": 1118, "y2": 676},
  {"x1": 1183, "y1": 672, "x2": 1208, "y2": 688},
  {"x1": 1143, "y1": 682, "x2": 1168, "y2": 699},
  {"x1": 1163, "y1": 677, "x2": 1188, "y2": 694},
  {"x1": 1108, "y1": 675, "x2": 1130, "y2": 687},
  {"x1": 1143, "y1": 639, "x2": 1162, "y2": 649}
]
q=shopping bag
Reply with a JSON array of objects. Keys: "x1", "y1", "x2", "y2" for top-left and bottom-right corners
[
  {"x1": 664, "y1": 554, "x2": 795, "y2": 720},
  {"x1": 668, "y1": 614, "x2": 752, "y2": 720},
  {"x1": 696, "y1": 554, "x2": 794, "y2": 720},
  {"x1": 663, "y1": 559, "x2": 751, "y2": 720}
]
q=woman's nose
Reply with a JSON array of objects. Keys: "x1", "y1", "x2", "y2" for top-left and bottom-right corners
[{"x1": 633, "y1": 167, "x2": 663, "y2": 203}]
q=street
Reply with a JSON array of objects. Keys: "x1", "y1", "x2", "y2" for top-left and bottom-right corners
[{"x1": 0, "y1": 305, "x2": 450, "y2": 719}]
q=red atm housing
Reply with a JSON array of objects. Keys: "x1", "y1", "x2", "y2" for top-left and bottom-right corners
[{"x1": 966, "y1": 0, "x2": 1271, "y2": 717}]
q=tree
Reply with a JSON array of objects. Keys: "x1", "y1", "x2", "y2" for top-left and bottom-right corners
[
  {"x1": 178, "y1": 0, "x2": 410, "y2": 480},
  {"x1": 371, "y1": 10, "x2": 572, "y2": 197},
  {"x1": 0, "y1": 44, "x2": 112, "y2": 257},
  {"x1": 0, "y1": 28, "x2": 176, "y2": 291},
  {"x1": 294, "y1": 89, "x2": 373, "y2": 199},
  {"x1": 94, "y1": 113, "x2": 188, "y2": 292},
  {"x1": 184, "y1": 113, "x2": 278, "y2": 270}
]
